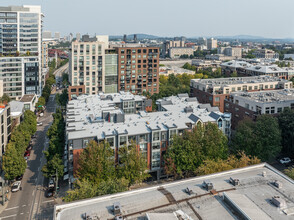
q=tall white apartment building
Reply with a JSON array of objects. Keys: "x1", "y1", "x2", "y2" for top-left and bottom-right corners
[
  {"x1": 0, "y1": 5, "x2": 43, "y2": 99},
  {"x1": 69, "y1": 35, "x2": 118, "y2": 94},
  {"x1": 207, "y1": 38, "x2": 218, "y2": 50}
]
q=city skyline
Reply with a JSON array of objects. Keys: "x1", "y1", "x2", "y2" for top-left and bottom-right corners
[{"x1": 2, "y1": 0, "x2": 294, "y2": 39}]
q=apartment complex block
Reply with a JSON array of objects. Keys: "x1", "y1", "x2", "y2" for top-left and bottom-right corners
[
  {"x1": 0, "y1": 6, "x2": 43, "y2": 98},
  {"x1": 169, "y1": 47, "x2": 194, "y2": 59},
  {"x1": 0, "y1": 56, "x2": 39, "y2": 100},
  {"x1": 69, "y1": 37, "x2": 108, "y2": 95},
  {"x1": 225, "y1": 89, "x2": 294, "y2": 129},
  {"x1": 0, "y1": 104, "x2": 11, "y2": 161},
  {"x1": 190, "y1": 76, "x2": 292, "y2": 112},
  {"x1": 65, "y1": 93, "x2": 230, "y2": 181},
  {"x1": 207, "y1": 38, "x2": 218, "y2": 50},
  {"x1": 221, "y1": 60, "x2": 290, "y2": 79},
  {"x1": 252, "y1": 49, "x2": 279, "y2": 59},
  {"x1": 117, "y1": 47, "x2": 159, "y2": 95},
  {"x1": 217, "y1": 47, "x2": 242, "y2": 59}
]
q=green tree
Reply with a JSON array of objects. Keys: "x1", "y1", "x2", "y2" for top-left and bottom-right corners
[
  {"x1": 3, "y1": 143, "x2": 27, "y2": 180},
  {"x1": 117, "y1": 144, "x2": 150, "y2": 186},
  {"x1": 278, "y1": 108, "x2": 294, "y2": 157},
  {"x1": 63, "y1": 178, "x2": 129, "y2": 202},
  {"x1": 164, "y1": 123, "x2": 228, "y2": 177},
  {"x1": 285, "y1": 167, "x2": 294, "y2": 180},
  {"x1": 196, "y1": 152, "x2": 261, "y2": 175},
  {"x1": 76, "y1": 141, "x2": 116, "y2": 184},
  {"x1": 0, "y1": 94, "x2": 11, "y2": 104},
  {"x1": 231, "y1": 115, "x2": 281, "y2": 161},
  {"x1": 42, "y1": 154, "x2": 64, "y2": 178}
]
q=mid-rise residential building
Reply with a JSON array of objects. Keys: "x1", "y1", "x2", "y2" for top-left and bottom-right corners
[
  {"x1": 65, "y1": 92, "x2": 231, "y2": 181},
  {"x1": 54, "y1": 32, "x2": 60, "y2": 40},
  {"x1": 190, "y1": 76, "x2": 292, "y2": 112},
  {"x1": 221, "y1": 60, "x2": 252, "y2": 76},
  {"x1": 0, "y1": 104, "x2": 11, "y2": 160},
  {"x1": 0, "y1": 5, "x2": 43, "y2": 98},
  {"x1": 68, "y1": 85, "x2": 85, "y2": 101},
  {"x1": 20, "y1": 94, "x2": 38, "y2": 112},
  {"x1": 76, "y1": 33, "x2": 81, "y2": 41},
  {"x1": 163, "y1": 38, "x2": 186, "y2": 56},
  {"x1": 191, "y1": 59, "x2": 221, "y2": 71},
  {"x1": 218, "y1": 47, "x2": 242, "y2": 59},
  {"x1": 252, "y1": 49, "x2": 279, "y2": 59},
  {"x1": 69, "y1": 36, "x2": 108, "y2": 95},
  {"x1": 0, "y1": 79, "x2": 3, "y2": 97},
  {"x1": 41, "y1": 42, "x2": 48, "y2": 68},
  {"x1": 207, "y1": 38, "x2": 218, "y2": 50},
  {"x1": 198, "y1": 37, "x2": 207, "y2": 46},
  {"x1": 0, "y1": 57, "x2": 40, "y2": 100},
  {"x1": 169, "y1": 47, "x2": 194, "y2": 59},
  {"x1": 54, "y1": 163, "x2": 293, "y2": 220},
  {"x1": 116, "y1": 46, "x2": 159, "y2": 95},
  {"x1": 225, "y1": 89, "x2": 294, "y2": 129}
]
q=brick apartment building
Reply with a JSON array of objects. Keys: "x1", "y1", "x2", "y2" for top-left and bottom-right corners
[
  {"x1": 190, "y1": 76, "x2": 292, "y2": 112},
  {"x1": 116, "y1": 47, "x2": 159, "y2": 95}
]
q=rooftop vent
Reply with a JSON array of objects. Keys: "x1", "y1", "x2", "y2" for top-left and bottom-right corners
[
  {"x1": 202, "y1": 180, "x2": 213, "y2": 191},
  {"x1": 273, "y1": 180, "x2": 282, "y2": 189},
  {"x1": 229, "y1": 177, "x2": 240, "y2": 186},
  {"x1": 272, "y1": 196, "x2": 287, "y2": 209},
  {"x1": 113, "y1": 202, "x2": 121, "y2": 215}
]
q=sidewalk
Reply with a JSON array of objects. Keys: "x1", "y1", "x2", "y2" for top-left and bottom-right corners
[{"x1": 0, "y1": 186, "x2": 12, "y2": 214}]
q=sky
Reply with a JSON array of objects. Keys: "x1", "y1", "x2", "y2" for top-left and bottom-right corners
[{"x1": 2, "y1": 0, "x2": 294, "y2": 39}]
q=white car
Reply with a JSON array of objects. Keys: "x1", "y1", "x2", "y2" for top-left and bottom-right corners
[
  {"x1": 37, "y1": 122, "x2": 43, "y2": 126},
  {"x1": 11, "y1": 181, "x2": 21, "y2": 192},
  {"x1": 39, "y1": 112, "x2": 44, "y2": 117},
  {"x1": 48, "y1": 179, "x2": 55, "y2": 188},
  {"x1": 280, "y1": 157, "x2": 291, "y2": 164}
]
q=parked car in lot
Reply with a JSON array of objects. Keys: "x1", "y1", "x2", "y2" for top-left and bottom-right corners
[
  {"x1": 280, "y1": 157, "x2": 291, "y2": 165},
  {"x1": 37, "y1": 122, "x2": 43, "y2": 126},
  {"x1": 45, "y1": 188, "x2": 55, "y2": 198},
  {"x1": 11, "y1": 181, "x2": 22, "y2": 192},
  {"x1": 24, "y1": 150, "x2": 30, "y2": 157},
  {"x1": 48, "y1": 179, "x2": 55, "y2": 188}
]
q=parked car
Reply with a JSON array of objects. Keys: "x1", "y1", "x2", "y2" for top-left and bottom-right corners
[
  {"x1": 39, "y1": 112, "x2": 44, "y2": 117},
  {"x1": 24, "y1": 150, "x2": 30, "y2": 157},
  {"x1": 48, "y1": 179, "x2": 55, "y2": 188},
  {"x1": 26, "y1": 145, "x2": 32, "y2": 151},
  {"x1": 280, "y1": 157, "x2": 291, "y2": 165},
  {"x1": 37, "y1": 122, "x2": 43, "y2": 126},
  {"x1": 45, "y1": 188, "x2": 55, "y2": 198},
  {"x1": 11, "y1": 181, "x2": 22, "y2": 192},
  {"x1": 31, "y1": 134, "x2": 37, "y2": 138},
  {"x1": 16, "y1": 175, "x2": 23, "y2": 181}
]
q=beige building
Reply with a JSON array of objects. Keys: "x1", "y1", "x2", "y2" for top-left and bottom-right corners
[
  {"x1": 0, "y1": 104, "x2": 11, "y2": 160},
  {"x1": 0, "y1": 80, "x2": 3, "y2": 97},
  {"x1": 207, "y1": 38, "x2": 218, "y2": 50},
  {"x1": 69, "y1": 36, "x2": 111, "y2": 95},
  {"x1": 253, "y1": 49, "x2": 279, "y2": 59},
  {"x1": 169, "y1": 47, "x2": 194, "y2": 59},
  {"x1": 41, "y1": 42, "x2": 48, "y2": 68},
  {"x1": 218, "y1": 47, "x2": 242, "y2": 58}
]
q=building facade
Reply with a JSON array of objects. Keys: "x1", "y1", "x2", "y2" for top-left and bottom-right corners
[
  {"x1": 0, "y1": 104, "x2": 11, "y2": 161},
  {"x1": 224, "y1": 89, "x2": 294, "y2": 129},
  {"x1": 117, "y1": 46, "x2": 159, "y2": 95},
  {"x1": 0, "y1": 6, "x2": 43, "y2": 98},
  {"x1": 252, "y1": 49, "x2": 279, "y2": 59},
  {"x1": 65, "y1": 93, "x2": 230, "y2": 181},
  {"x1": 207, "y1": 38, "x2": 218, "y2": 50},
  {"x1": 190, "y1": 76, "x2": 292, "y2": 112},
  {"x1": 69, "y1": 37, "x2": 108, "y2": 95},
  {"x1": 169, "y1": 47, "x2": 194, "y2": 59}
]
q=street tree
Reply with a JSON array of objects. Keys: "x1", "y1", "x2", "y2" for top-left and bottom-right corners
[
  {"x1": 278, "y1": 108, "x2": 294, "y2": 157},
  {"x1": 231, "y1": 115, "x2": 281, "y2": 161},
  {"x1": 3, "y1": 143, "x2": 27, "y2": 180}
]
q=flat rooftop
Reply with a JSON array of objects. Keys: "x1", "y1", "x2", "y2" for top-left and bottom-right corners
[
  {"x1": 232, "y1": 89, "x2": 294, "y2": 103},
  {"x1": 191, "y1": 75, "x2": 288, "y2": 87},
  {"x1": 54, "y1": 163, "x2": 294, "y2": 220}
]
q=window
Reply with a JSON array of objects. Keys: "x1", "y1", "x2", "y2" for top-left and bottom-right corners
[
  {"x1": 119, "y1": 136, "x2": 127, "y2": 146},
  {"x1": 271, "y1": 106, "x2": 275, "y2": 114},
  {"x1": 106, "y1": 137, "x2": 114, "y2": 147},
  {"x1": 215, "y1": 97, "x2": 220, "y2": 102},
  {"x1": 169, "y1": 130, "x2": 176, "y2": 139},
  {"x1": 277, "y1": 107, "x2": 282, "y2": 113},
  {"x1": 265, "y1": 107, "x2": 270, "y2": 114},
  {"x1": 153, "y1": 132, "x2": 160, "y2": 141},
  {"x1": 152, "y1": 142, "x2": 160, "y2": 150}
]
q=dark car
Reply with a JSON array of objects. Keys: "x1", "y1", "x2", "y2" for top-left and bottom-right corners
[
  {"x1": 45, "y1": 188, "x2": 55, "y2": 198},
  {"x1": 32, "y1": 134, "x2": 37, "y2": 139},
  {"x1": 26, "y1": 145, "x2": 32, "y2": 151},
  {"x1": 24, "y1": 150, "x2": 30, "y2": 157},
  {"x1": 16, "y1": 175, "x2": 23, "y2": 181}
]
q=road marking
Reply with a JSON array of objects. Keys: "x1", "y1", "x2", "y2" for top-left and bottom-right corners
[
  {"x1": 0, "y1": 214, "x2": 17, "y2": 219},
  {"x1": 32, "y1": 191, "x2": 34, "y2": 196},
  {"x1": 4, "y1": 206, "x2": 19, "y2": 211},
  {"x1": 20, "y1": 213, "x2": 23, "y2": 215},
  {"x1": 22, "y1": 205, "x2": 26, "y2": 207},
  {"x1": 42, "y1": 200, "x2": 54, "y2": 204}
]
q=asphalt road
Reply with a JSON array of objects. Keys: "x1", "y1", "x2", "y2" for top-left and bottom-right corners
[{"x1": 0, "y1": 64, "x2": 68, "y2": 220}]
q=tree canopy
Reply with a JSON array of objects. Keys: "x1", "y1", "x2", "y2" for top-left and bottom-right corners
[
  {"x1": 278, "y1": 108, "x2": 294, "y2": 157},
  {"x1": 164, "y1": 123, "x2": 228, "y2": 178},
  {"x1": 231, "y1": 115, "x2": 281, "y2": 161}
]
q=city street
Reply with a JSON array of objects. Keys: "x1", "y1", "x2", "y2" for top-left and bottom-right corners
[{"x1": 0, "y1": 65, "x2": 68, "y2": 220}]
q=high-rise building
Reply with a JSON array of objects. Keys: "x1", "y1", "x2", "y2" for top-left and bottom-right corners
[
  {"x1": 0, "y1": 5, "x2": 43, "y2": 99},
  {"x1": 207, "y1": 38, "x2": 218, "y2": 50},
  {"x1": 76, "y1": 33, "x2": 81, "y2": 41},
  {"x1": 41, "y1": 42, "x2": 48, "y2": 68},
  {"x1": 198, "y1": 37, "x2": 207, "y2": 46},
  {"x1": 117, "y1": 47, "x2": 159, "y2": 95},
  {"x1": 69, "y1": 36, "x2": 109, "y2": 94},
  {"x1": 54, "y1": 32, "x2": 60, "y2": 40},
  {"x1": 43, "y1": 31, "x2": 52, "y2": 39}
]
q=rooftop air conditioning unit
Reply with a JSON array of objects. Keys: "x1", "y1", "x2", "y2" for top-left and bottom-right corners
[
  {"x1": 203, "y1": 180, "x2": 213, "y2": 191},
  {"x1": 229, "y1": 177, "x2": 240, "y2": 186},
  {"x1": 113, "y1": 202, "x2": 121, "y2": 215}
]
